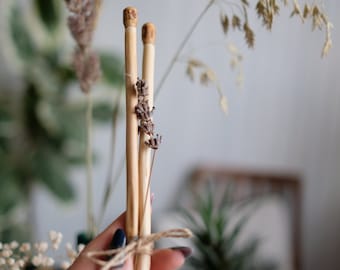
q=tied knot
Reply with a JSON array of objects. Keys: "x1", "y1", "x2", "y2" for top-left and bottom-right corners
[
  {"x1": 87, "y1": 228, "x2": 192, "y2": 270},
  {"x1": 135, "y1": 237, "x2": 153, "y2": 256}
]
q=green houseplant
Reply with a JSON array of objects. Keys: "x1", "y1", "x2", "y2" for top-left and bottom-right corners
[
  {"x1": 181, "y1": 185, "x2": 277, "y2": 270},
  {"x1": 0, "y1": 0, "x2": 123, "y2": 242}
]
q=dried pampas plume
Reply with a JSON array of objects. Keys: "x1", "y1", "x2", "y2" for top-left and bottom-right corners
[{"x1": 65, "y1": 0, "x2": 102, "y2": 93}]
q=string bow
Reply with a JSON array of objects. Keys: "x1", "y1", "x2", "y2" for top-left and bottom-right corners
[{"x1": 87, "y1": 228, "x2": 193, "y2": 270}]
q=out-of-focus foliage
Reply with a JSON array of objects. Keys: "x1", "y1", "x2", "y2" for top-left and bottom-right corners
[
  {"x1": 181, "y1": 184, "x2": 277, "y2": 270},
  {"x1": 0, "y1": 0, "x2": 123, "y2": 241}
]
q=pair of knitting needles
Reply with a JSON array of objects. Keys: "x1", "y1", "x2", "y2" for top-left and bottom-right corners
[{"x1": 123, "y1": 7, "x2": 155, "y2": 270}]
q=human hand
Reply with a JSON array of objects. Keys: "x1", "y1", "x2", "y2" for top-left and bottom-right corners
[{"x1": 69, "y1": 213, "x2": 191, "y2": 270}]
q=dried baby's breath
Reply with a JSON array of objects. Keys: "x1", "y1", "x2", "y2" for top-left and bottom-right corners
[
  {"x1": 66, "y1": 242, "x2": 78, "y2": 261},
  {"x1": 61, "y1": 261, "x2": 72, "y2": 270},
  {"x1": 9, "y1": 242, "x2": 19, "y2": 250},
  {"x1": 1, "y1": 249, "x2": 12, "y2": 258},
  {"x1": 0, "y1": 231, "x2": 76, "y2": 270},
  {"x1": 34, "y1": 242, "x2": 48, "y2": 253},
  {"x1": 49, "y1": 230, "x2": 63, "y2": 250},
  {"x1": 19, "y1": 243, "x2": 31, "y2": 253}
]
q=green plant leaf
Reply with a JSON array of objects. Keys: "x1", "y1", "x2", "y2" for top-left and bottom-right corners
[
  {"x1": 60, "y1": 105, "x2": 86, "y2": 140},
  {"x1": 33, "y1": 147, "x2": 75, "y2": 202},
  {"x1": 181, "y1": 182, "x2": 278, "y2": 270},
  {"x1": 93, "y1": 103, "x2": 114, "y2": 122},
  {"x1": 226, "y1": 215, "x2": 249, "y2": 252},
  {"x1": 99, "y1": 53, "x2": 124, "y2": 87},
  {"x1": 179, "y1": 207, "x2": 198, "y2": 228},
  {"x1": 9, "y1": 4, "x2": 36, "y2": 61},
  {"x1": 57, "y1": 65, "x2": 77, "y2": 85},
  {"x1": 34, "y1": 0, "x2": 61, "y2": 32},
  {"x1": 0, "y1": 173, "x2": 23, "y2": 215}
]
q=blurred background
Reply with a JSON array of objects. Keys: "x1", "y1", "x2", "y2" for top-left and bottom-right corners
[{"x1": 0, "y1": 0, "x2": 339, "y2": 269}]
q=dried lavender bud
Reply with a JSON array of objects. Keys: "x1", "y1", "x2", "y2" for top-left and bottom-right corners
[
  {"x1": 68, "y1": 14, "x2": 91, "y2": 49},
  {"x1": 73, "y1": 49, "x2": 101, "y2": 93},
  {"x1": 83, "y1": 0, "x2": 98, "y2": 34},
  {"x1": 135, "y1": 78, "x2": 148, "y2": 97},
  {"x1": 134, "y1": 77, "x2": 162, "y2": 150},
  {"x1": 66, "y1": 0, "x2": 99, "y2": 49},
  {"x1": 64, "y1": 0, "x2": 83, "y2": 14},
  {"x1": 139, "y1": 119, "x2": 154, "y2": 136},
  {"x1": 145, "y1": 134, "x2": 162, "y2": 150},
  {"x1": 135, "y1": 101, "x2": 153, "y2": 120}
]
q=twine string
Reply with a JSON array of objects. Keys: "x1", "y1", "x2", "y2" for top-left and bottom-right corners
[{"x1": 87, "y1": 228, "x2": 192, "y2": 270}]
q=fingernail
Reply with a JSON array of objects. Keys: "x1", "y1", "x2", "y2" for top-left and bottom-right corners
[
  {"x1": 171, "y1": 246, "x2": 192, "y2": 258},
  {"x1": 110, "y1": 228, "x2": 126, "y2": 249}
]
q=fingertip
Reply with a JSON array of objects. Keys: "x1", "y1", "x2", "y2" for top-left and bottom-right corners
[
  {"x1": 151, "y1": 248, "x2": 190, "y2": 270},
  {"x1": 170, "y1": 246, "x2": 192, "y2": 259}
]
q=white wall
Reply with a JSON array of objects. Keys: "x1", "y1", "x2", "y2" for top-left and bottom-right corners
[{"x1": 33, "y1": 1, "x2": 340, "y2": 269}]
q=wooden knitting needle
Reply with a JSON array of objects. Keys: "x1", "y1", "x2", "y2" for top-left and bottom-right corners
[
  {"x1": 123, "y1": 7, "x2": 139, "y2": 243},
  {"x1": 136, "y1": 22, "x2": 156, "y2": 270}
]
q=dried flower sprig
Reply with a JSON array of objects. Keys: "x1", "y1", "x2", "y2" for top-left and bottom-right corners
[
  {"x1": 290, "y1": 1, "x2": 333, "y2": 57},
  {"x1": 322, "y1": 21, "x2": 333, "y2": 57},
  {"x1": 0, "y1": 231, "x2": 82, "y2": 270},
  {"x1": 135, "y1": 78, "x2": 162, "y2": 150},
  {"x1": 65, "y1": 0, "x2": 102, "y2": 93},
  {"x1": 216, "y1": 0, "x2": 332, "y2": 55},
  {"x1": 231, "y1": 15, "x2": 242, "y2": 30},
  {"x1": 228, "y1": 43, "x2": 244, "y2": 89},
  {"x1": 65, "y1": 0, "x2": 103, "y2": 237},
  {"x1": 255, "y1": 0, "x2": 280, "y2": 30},
  {"x1": 243, "y1": 22, "x2": 255, "y2": 48},
  {"x1": 145, "y1": 134, "x2": 162, "y2": 150},
  {"x1": 186, "y1": 58, "x2": 228, "y2": 114},
  {"x1": 178, "y1": 0, "x2": 332, "y2": 116},
  {"x1": 73, "y1": 48, "x2": 101, "y2": 94},
  {"x1": 154, "y1": 0, "x2": 332, "y2": 119}
]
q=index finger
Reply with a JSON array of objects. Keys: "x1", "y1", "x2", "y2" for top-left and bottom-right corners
[{"x1": 69, "y1": 213, "x2": 126, "y2": 270}]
